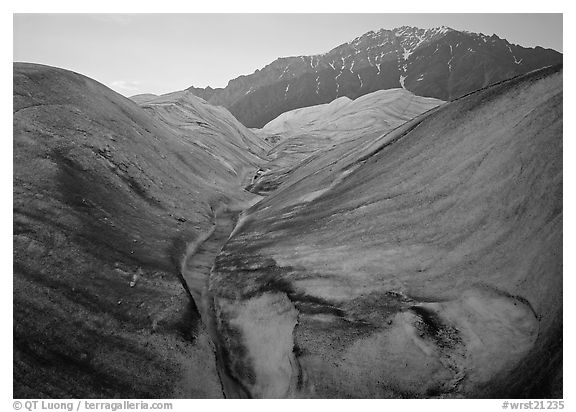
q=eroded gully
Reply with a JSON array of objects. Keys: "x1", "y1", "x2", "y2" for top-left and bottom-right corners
[{"x1": 179, "y1": 197, "x2": 262, "y2": 398}]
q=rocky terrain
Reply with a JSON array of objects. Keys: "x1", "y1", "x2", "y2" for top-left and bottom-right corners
[
  {"x1": 13, "y1": 62, "x2": 267, "y2": 398},
  {"x1": 207, "y1": 65, "x2": 563, "y2": 398},
  {"x1": 182, "y1": 26, "x2": 562, "y2": 127},
  {"x1": 13, "y1": 60, "x2": 562, "y2": 399}
]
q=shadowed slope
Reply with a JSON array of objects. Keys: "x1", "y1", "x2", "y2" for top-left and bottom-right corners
[
  {"x1": 210, "y1": 66, "x2": 562, "y2": 398},
  {"x1": 13, "y1": 63, "x2": 266, "y2": 398}
]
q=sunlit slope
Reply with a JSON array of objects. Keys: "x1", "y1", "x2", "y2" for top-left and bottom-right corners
[
  {"x1": 210, "y1": 66, "x2": 562, "y2": 398},
  {"x1": 129, "y1": 93, "x2": 159, "y2": 105},
  {"x1": 263, "y1": 89, "x2": 441, "y2": 136},
  {"x1": 139, "y1": 90, "x2": 269, "y2": 187},
  {"x1": 250, "y1": 89, "x2": 442, "y2": 195},
  {"x1": 13, "y1": 63, "x2": 265, "y2": 397}
]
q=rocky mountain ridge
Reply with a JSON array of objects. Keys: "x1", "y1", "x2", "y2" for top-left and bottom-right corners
[{"x1": 180, "y1": 25, "x2": 562, "y2": 127}]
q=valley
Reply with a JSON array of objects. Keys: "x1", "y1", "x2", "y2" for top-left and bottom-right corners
[
  {"x1": 13, "y1": 24, "x2": 563, "y2": 400},
  {"x1": 209, "y1": 65, "x2": 563, "y2": 398},
  {"x1": 13, "y1": 62, "x2": 265, "y2": 398}
]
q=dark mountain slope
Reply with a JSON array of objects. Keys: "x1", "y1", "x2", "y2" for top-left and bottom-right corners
[
  {"x1": 187, "y1": 26, "x2": 562, "y2": 127},
  {"x1": 207, "y1": 65, "x2": 562, "y2": 398},
  {"x1": 185, "y1": 86, "x2": 219, "y2": 102},
  {"x1": 403, "y1": 29, "x2": 563, "y2": 100},
  {"x1": 13, "y1": 63, "x2": 266, "y2": 398}
]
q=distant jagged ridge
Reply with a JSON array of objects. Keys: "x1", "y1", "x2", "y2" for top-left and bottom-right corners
[{"x1": 184, "y1": 26, "x2": 562, "y2": 128}]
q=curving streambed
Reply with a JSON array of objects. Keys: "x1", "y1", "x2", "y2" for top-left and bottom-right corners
[{"x1": 180, "y1": 199, "x2": 264, "y2": 398}]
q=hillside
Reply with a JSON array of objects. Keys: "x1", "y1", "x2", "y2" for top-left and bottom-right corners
[
  {"x1": 250, "y1": 89, "x2": 443, "y2": 195},
  {"x1": 13, "y1": 61, "x2": 563, "y2": 399},
  {"x1": 13, "y1": 63, "x2": 267, "y2": 398},
  {"x1": 207, "y1": 65, "x2": 563, "y2": 398}
]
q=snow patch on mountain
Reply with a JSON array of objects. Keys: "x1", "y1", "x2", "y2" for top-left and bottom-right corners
[
  {"x1": 403, "y1": 48, "x2": 411, "y2": 60},
  {"x1": 279, "y1": 65, "x2": 290, "y2": 79},
  {"x1": 506, "y1": 44, "x2": 523, "y2": 65}
]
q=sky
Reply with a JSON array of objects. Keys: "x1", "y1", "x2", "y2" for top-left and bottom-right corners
[{"x1": 13, "y1": 13, "x2": 563, "y2": 97}]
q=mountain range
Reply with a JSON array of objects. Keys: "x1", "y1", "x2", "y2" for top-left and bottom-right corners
[{"x1": 162, "y1": 26, "x2": 563, "y2": 128}]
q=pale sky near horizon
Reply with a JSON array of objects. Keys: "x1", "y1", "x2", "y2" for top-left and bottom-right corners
[{"x1": 13, "y1": 14, "x2": 563, "y2": 97}]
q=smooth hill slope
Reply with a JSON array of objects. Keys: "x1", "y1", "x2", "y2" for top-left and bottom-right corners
[
  {"x1": 129, "y1": 93, "x2": 158, "y2": 105},
  {"x1": 262, "y1": 95, "x2": 354, "y2": 135},
  {"x1": 249, "y1": 89, "x2": 442, "y2": 195},
  {"x1": 139, "y1": 90, "x2": 269, "y2": 187},
  {"x1": 208, "y1": 65, "x2": 563, "y2": 398},
  {"x1": 13, "y1": 63, "x2": 267, "y2": 398},
  {"x1": 263, "y1": 89, "x2": 441, "y2": 135},
  {"x1": 186, "y1": 26, "x2": 562, "y2": 127}
]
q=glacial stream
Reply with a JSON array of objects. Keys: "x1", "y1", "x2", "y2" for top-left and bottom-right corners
[{"x1": 179, "y1": 197, "x2": 263, "y2": 398}]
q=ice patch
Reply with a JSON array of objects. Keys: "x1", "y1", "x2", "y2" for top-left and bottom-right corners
[
  {"x1": 400, "y1": 75, "x2": 407, "y2": 89},
  {"x1": 403, "y1": 48, "x2": 411, "y2": 60},
  {"x1": 448, "y1": 44, "x2": 454, "y2": 72},
  {"x1": 506, "y1": 44, "x2": 523, "y2": 65},
  {"x1": 279, "y1": 65, "x2": 290, "y2": 79}
]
